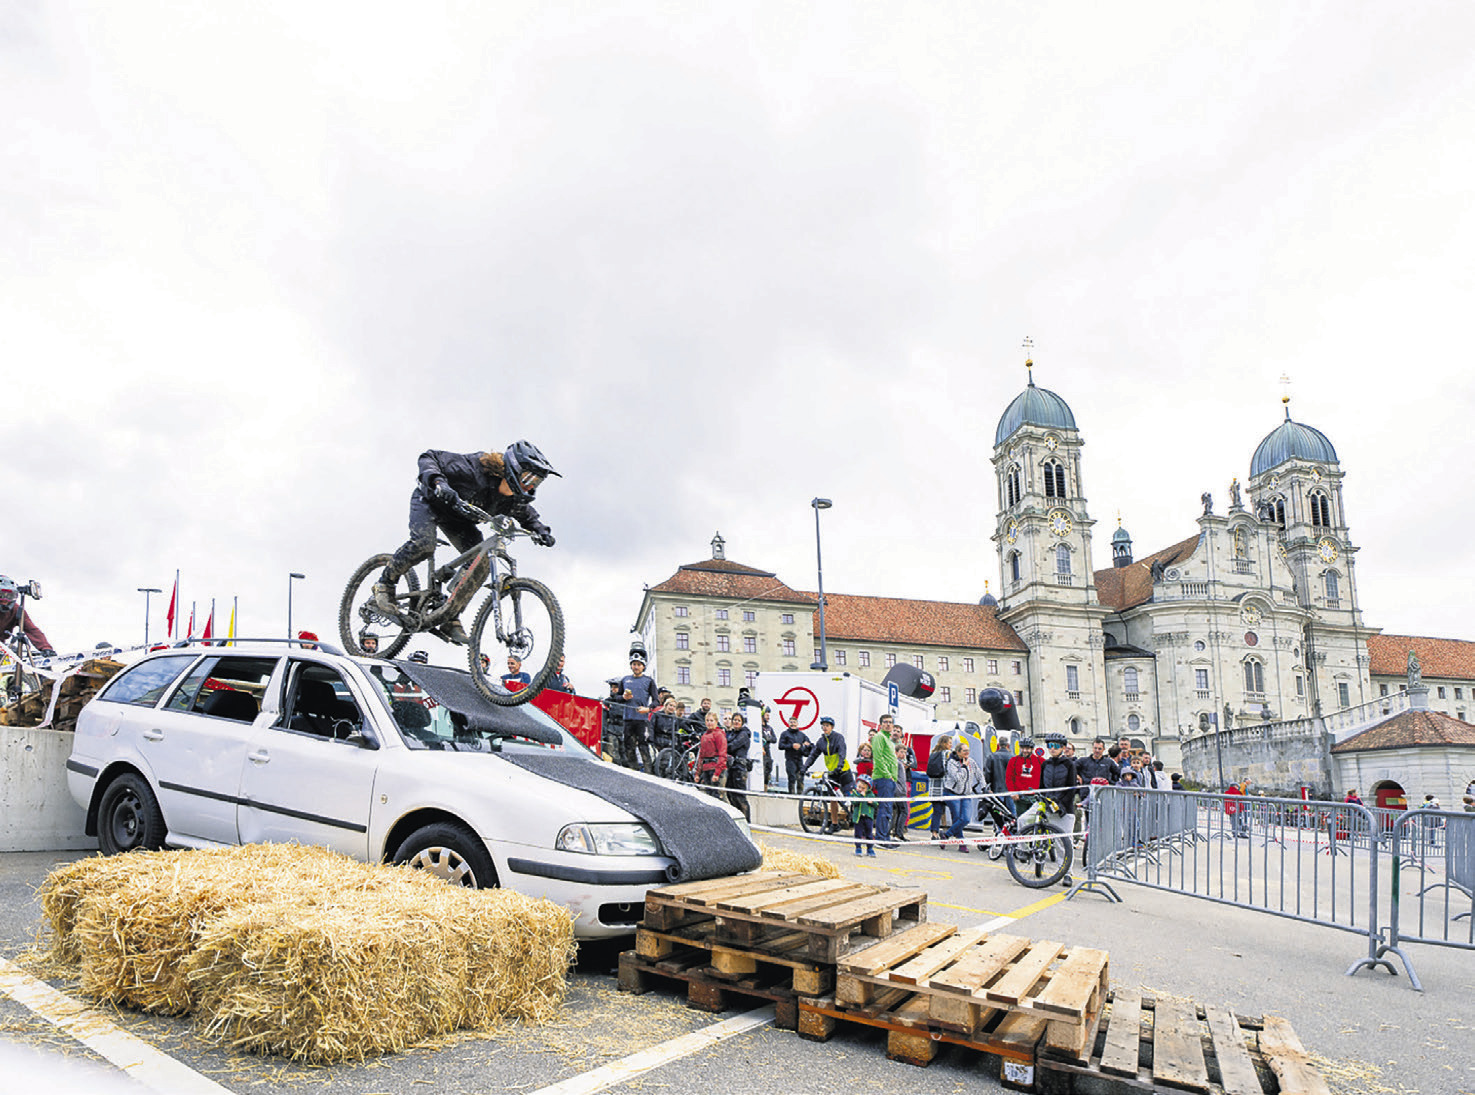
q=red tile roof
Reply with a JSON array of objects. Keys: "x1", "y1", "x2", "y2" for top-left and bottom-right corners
[
  {"x1": 1367, "y1": 634, "x2": 1475, "y2": 680},
  {"x1": 809, "y1": 592, "x2": 1027, "y2": 652},
  {"x1": 1331, "y1": 708, "x2": 1475, "y2": 754},
  {"x1": 647, "y1": 560, "x2": 815, "y2": 606},
  {"x1": 1094, "y1": 534, "x2": 1201, "y2": 611}
]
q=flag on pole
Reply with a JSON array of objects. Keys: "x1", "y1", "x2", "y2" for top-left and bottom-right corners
[
  {"x1": 203, "y1": 600, "x2": 215, "y2": 641},
  {"x1": 166, "y1": 572, "x2": 179, "y2": 639},
  {"x1": 228, "y1": 597, "x2": 237, "y2": 645},
  {"x1": 188, "y1": 603, "x2": 196, "y2": 640}
]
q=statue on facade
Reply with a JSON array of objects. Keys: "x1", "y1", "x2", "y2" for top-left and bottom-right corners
[
  {"x1": 1229, "y1": 478, "x2": 1242, "y2": 509},
  {"x1": 1150, "y1": 560, "x2": 1166, "y2": 581},
  {"x1": 1407, "y1": 650, "x2": 1422, "y2": 690},
  {"x1": 1201, "y1": 492, "x2": 1213, "y2": 516}
]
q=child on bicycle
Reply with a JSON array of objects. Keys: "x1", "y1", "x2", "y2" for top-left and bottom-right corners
[
  {"x1": 1013, "y1": 734, "x2": 1080, "y2": 886},
  {"x1": 374, "y1": 442, "x2": 559, "y2": 645},
  {"x1": 852, "y1": 775, "x2": 879, "y2": 857}
]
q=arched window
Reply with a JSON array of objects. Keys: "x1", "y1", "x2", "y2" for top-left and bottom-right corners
[
  {"x1": 1243, "y1": 659, "x2": 1264, "y2": 693},
  {"x1": 1324, "y1": 570, "x2": 1339, "y2": 606},
  {"x1": 1123, "y1": 667, "x2": 1139, "y2": 693},
  {"x1": 1127, "y1": 713, "x2": 1140, "y2": 732},
  {"x1": 1274, "y1": 497, "x2": 1286, "y2": 527},
  {"x1": 1009, "y1": 551, "x2": 1021, "y2": 582},
  {"x1": 1309, "y1": 490, "x2": 1331, "y2": 527},
  {"x1": 1056, "y1": 544, "x2": 1072, "y2": 575},
  {"x1": 1043, "y1": 459, "x2": 1066, "y2": 498},
  {"x1": 1068, "y1": 717, "x2": 1081, "y2": 736},
  {"x1": 1005, "y1": 465, "x2": 1022, "y2": 507}
]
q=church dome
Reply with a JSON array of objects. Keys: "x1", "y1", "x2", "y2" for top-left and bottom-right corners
[
  {"x1": 994, "y1": 373, "x2": 1077, "y2": 447},
  {"x1": 979, "y1": 581, "x2": 998, "y2": 607},
  {"x1": 1111, "y1": 525, "x2": 1132, "y2": 545},
  {"x1": 1250, "y1": 404, "x2": 1338, "y2": 477}
]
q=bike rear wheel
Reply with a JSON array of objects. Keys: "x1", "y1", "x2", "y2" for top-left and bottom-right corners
[
  {"x1": 339, "y1": 554, "x2": 421, "y2": 659},
  {"x1": 1006, "y1": 820, "x2": 1073, "y2": 888},
  {"x1": 468, "y1": 577, "x2": 565, "y2": 705},
  {"x1": 798, "y1": 789, "x2": 828, "y2": 833}
]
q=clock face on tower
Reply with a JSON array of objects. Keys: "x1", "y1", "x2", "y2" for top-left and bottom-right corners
[
  {"x1": 1243, "y1": 606, "x2": 1262, "y2": 628},
  {"x1": 1317, "y1": 538, "x2": 1338, "y2": 563},
  {"x1": 1005, "y1": 519, "x2": 1019, "y2": 544},
  {"x1": 1048, "y1": 509, "x2": 1073, "y2": 538},
  {"x1": 1311, "y1": 467, "x2": 1323, "y2": 482},
  {"x1": 1045, "y1": 434, "x2": 1060, "y2": 452},
  {"x1": 1269, "y1": 474, "x2": 1280, "y2": 490}
]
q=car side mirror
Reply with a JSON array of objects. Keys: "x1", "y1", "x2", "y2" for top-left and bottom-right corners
[{"x1": 343, "y1": 731, "x2": 379, "y2": 750}]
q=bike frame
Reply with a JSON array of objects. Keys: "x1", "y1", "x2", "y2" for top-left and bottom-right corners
[{"x1": 406, "y1": 514, "x2": 522, "y2": 641}]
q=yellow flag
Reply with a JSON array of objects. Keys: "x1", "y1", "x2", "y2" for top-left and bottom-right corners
[{"x1": 228, "y1": 600, "x2": 237, "y2": 644}]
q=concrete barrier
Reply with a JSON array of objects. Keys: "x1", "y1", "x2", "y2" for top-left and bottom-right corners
[{"x1": 1, "y1": 728, "x2": 93, "y2": 852}]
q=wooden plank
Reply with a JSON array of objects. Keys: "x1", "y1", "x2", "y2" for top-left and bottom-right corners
[
  {"x1": 635, "y1": 931, "x2": 675, "y2": 960},
  {"x1": 713, "y1": 877, "x2": 860, "y2": 913},
  {"x1": 795, "y1": 888, "x2": 925, "y2": 930},
  {"x1": 1259, "y1": 1014, "x2": 1331, "y2": 1095},
  {"x1": 1151, "y1": 998, "x2": 1211, "y2": 1093},
  {"x1": 992, "y1": 1009, "x2": 1048, "y2": 1062},
  {"x1": 1030, "y1": 947, "x2": 1108, "y2": 1020},
  {"x1": 884, "y1": 994, "x2": 940, "y2": 1066},
  {"x1": 931, "y1": 933, "x2": 1032, "y2": 996},
  {"x1": 981, "y1": 940, "x2": 1064, "y2": 1006},
  {"x1": 647, "y1": 870, "x2": 793, "y2": 899},
  {"x1": 1204, "y1": 1005, "x2": 1265, "y2": 1095},
  {"x1": 1099, "y1": 989, "x2": 1144, "y2": 1078},
  {"x1": 839, "y1": 921, "x2": 958, "y2": 976},
  {"x1": 710, "y1": 949, "x2": 757, "y2": 976},
  {"x1": 672, "y1": 874, "x2": 814, "y2": 905},
  {"x1": 889, "y1": 927, "x2": 991, "y2": 985},
  {"x1": 759, "y1": 885, "x2": 881, "y2": 920}
]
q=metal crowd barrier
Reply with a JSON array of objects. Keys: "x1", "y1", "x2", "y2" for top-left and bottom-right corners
[{"x1": 1372, "y1": 810, "x2": 1475, "y2": 990}]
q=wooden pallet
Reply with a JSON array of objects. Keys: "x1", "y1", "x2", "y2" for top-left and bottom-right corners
[
  {"x1": 635, "y1": 920, "x2": 833, "y2": 996},
  {"x1": 617, "y1": 949, "x2": 799, "y2": 1029},
  {"x1": 642, "y1": 871, "x2": 927, "y2": 963},
  {"x1": 1035, "y1": 991, "x2": 1330, "y2": 1095},
  {"x1": 835, "y1": 923, "x2": 1108, "y2": 1062}
]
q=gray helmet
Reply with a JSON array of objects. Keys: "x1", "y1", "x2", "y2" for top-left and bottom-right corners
[
  {"x1": 503, "y1": 440, "x2": 560, "y2": 502},
  {"x1": 409, "y1": 650, "x2": 429, "y2": 665}
]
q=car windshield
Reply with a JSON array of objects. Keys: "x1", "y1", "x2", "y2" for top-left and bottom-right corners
[{"x1": 361, "y1": 662, "x2": 589, "y2": 754}]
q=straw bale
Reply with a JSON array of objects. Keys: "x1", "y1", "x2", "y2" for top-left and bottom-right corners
[{"x1": 757, "y1": 841, "x2": 842, "y2": 879}]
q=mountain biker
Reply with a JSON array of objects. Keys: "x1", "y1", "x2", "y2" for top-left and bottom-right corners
[
  {"x1": 1015, "y1": 734, "x2": 1080, "y2": 886},
  {"x1": 0, "y1": 577, "x2": 56, "y2": 657},
  {"x1": 1005, "y1": 738, "x2": 1041, "y2": 811},
  {"x1": 374, "y1": 441, "x2": 559, "y2": 645},
  {"x1": 802, "y1": 716, "x2": 855, "y2": 834}
]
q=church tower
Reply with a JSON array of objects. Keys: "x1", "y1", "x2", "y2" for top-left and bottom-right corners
[
  {"x1": 1247, "y1": 397, "x2": 1370, "y2": 713},
  {"x1": 991, "y1": 349, "x2": 1111, "y2": 738}
]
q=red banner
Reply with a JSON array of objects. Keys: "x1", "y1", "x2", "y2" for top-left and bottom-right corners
[{"x1": 531, "y1": 689, "x2": 603, "y2": 752}]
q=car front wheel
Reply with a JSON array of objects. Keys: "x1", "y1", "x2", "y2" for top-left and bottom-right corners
[
  {"x1": 393, "y1": 822, "x2": 498, "y2": 888},
  {"x1": 97, "y1": 773, "x2": 167, "y2": 855}
]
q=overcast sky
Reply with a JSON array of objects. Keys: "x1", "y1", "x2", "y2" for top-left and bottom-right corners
[{"x1": 6, "y1": 2, "x2": 1474, "y2": 683}]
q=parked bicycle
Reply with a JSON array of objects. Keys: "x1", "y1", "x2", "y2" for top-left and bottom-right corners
[
  {"x1": 339, "y1": 505, "x2": 563, "y2": 705},
  {"x1": 798, "y1": 771, "x2": 855, "y2": 835},
  {"x1": 654, "y1": 726, "x2": 701, "y2": 783}
]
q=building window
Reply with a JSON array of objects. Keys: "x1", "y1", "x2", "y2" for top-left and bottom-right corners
[
  {"x1": 716, "y1": 635, "x2": 730, "y2": 653},
  {"x1": 1379, "y1": 683, "x2": 1388, "y2": 696},
  {"x1": 675, "y1": 632, "x2": 689, "y2": 650},
  {"x1": 1123, "y1": 667, "x2": 1139, "y2": 694},
  {"x1": 718, "y1": 669, "x2": 731, "y2": 687},
  {"x1": 1043, "y1": 459, "x2": 1066, "y2": 498},
  {"x1": 938, "y1": 656, "x2": 949, "y2": 672},
  {"x1": 1069, "y1": 717, "x2": 1082, "y2": 736},
  {"x1": 716, "y1": 609, "x2": 729, "y2": 620},
  {"x1": 1457, "y1": 688, "x2": 1464, "y2": 700},
  {"x1": 1337, "y1": 682, "x2": 1350, "y2": 708},
  {"x1": 1012, "y1": 660, "x2": 1022, "y2": 674},
  {"x1": 1127, "y1": 714, "x2": 1140, "y2": 732},
  {"x1": 782, "y1": 639, "x2": 795, "y2": 656},
  {"x1": 781, "y1": 613, "x2": 794, "y2": 624},
  {"x1": 676, "y1": 666, "x2": 691, "y2": 685},
  {"x1": 815, "y1": 648, "x2": 822, "y2": 662},
  {"x1": 1309, "y1": 491, "x2": 1331, "y2": 527},
  {"x1": 913, "y1": 654, "x2": 923, "y2": 668},
  {"x1": 1438, "y1": 686, "x2": 1447, "y2": 699},
  {"x1": 1066, "y1": 665, "x2": 1079, "y2": 693},
  {"x1": 965, "y1": 687, "x2": 976, "y2": 704},
  {"x1": 939, "y1": 687, "x2": 952, "y2": 702},
  {"x1": 1324, "y1": 570, "x2": 1339, "y2": 607},
  {"x1": 1056, "y1": 544, "x2": 1071, "y2": 575},
  {"x1": 963, "y1": 657, "x2": 975, "y2": 673},
  {"x1": 1273, "y1": 497, "x2": 1286, "y2": 527},
  {"x1": 1009, "y1": 552, "x2": 1021, "y2": 582},
  {"x1": 1298, "y1": 675, "x2": 1306, "y2": 697},
  {"x1": 859, "y1": 651, "x2": 871, "y2": 667},
  {"x1": 1243, "y1": 660, "x2": 1264, "y2": 694},
  {"x1": 674, "y1": 606, "x2": 689, "y2": 617},
  {"x1": 1015, "y1": 690, "x2": 1023, "y2": 706},
  {"x1": 1195, "y1": 668, "x2": 1209, "y2": 691},
  {"x1": 835, "y1": 649, "x2": 846, "y2": 665},
  {"x1": 742, "y1": 610, "x2": 755, "y2": 622},
  {"x1": 745, "y1": 671, "x2": 757, "y2": 688},
  {"x1": 743, "y1": 637, "x2": 756, "y2": 654},
  {"x1": 987, "y1": 659, "x2": 999, "y2": 674},
  {"x1": 1006, "y1": 464, "x2": 1022, "y2": 507},
  {"x1": 885, "y1": 653, "x2": 897, "y2": 668}
]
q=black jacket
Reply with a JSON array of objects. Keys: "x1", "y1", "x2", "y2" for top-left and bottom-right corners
[
  {"x1": 1038, "y1": 756, "x2": 1080, "y2": 812},
  {"x1": 651, "y1": 711, "x2": 682, "y2": 749},
  {"x1": 779, "y1": 728, "x2": 812, "y2": 764},
  {"x1": 725, "y1": 724, "x2": 752, "y2": 770},
  {"x1": 416, "y1": 449, "x2": 546, "y2": 531},
  {"x1": 1077, "y1": 754, "x2": 1119, "y2": 785},
  {"x1": 984, "y1": 747, "x2": 1011, "y2": 794}
]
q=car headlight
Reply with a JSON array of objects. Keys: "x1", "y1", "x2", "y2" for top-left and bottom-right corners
[{"x1": 555, "y1": 823, "x2": 663, "y2": 856}]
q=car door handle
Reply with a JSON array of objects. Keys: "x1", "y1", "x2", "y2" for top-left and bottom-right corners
[
  {"x1": 142, "y1": 729, "x2": 164, "y2": 742},
  {"x1": 247, "y1": 750, "x2": 271, "y2": 764}
]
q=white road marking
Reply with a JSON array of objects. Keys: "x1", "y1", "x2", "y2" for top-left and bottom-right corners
[
  {"x1": 0, "y1": 955, "x2": 232, "y2": 1095},
  {"x1": 527, "y1": 1004, "x2": 774, "y2": 1095}
]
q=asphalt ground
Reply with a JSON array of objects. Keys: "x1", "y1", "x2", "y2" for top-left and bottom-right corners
[{"x1": 1, "y1": 829, "x2": 1472, "y2": 1095}]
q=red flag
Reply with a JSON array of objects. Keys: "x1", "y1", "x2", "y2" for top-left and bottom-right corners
[
  {"x1": 203, "y1": 604, "x2": 214, "y2": 641},
  {"x1": 188, "y1": 604, "x2": 195, "y2": 640},
  {"x1": 166, "y1": 573, "x2": 178, "y2": 638}
]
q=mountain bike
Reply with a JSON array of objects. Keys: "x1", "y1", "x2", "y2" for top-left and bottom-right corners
[
  {"x1": 654, "y1": 726, "x2": 701, "y2": 783},
  {"x1": 798, "y1": 771, "x2": 855, "y2": 835},
  {"x1": 1006, "y1": 797, "x2": 1074, "y2": 888},
  {"x1": 338, "y1": 504, "x2": 564, "y2": 705}
]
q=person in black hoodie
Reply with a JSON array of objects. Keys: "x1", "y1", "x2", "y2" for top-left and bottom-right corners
[
  {"x1": 1077, "y1": 738, "x2": 1119, "y2": 786},
  {"x1": 778, "y1": 716, "x2": 811, "y2": 794},
  {"x1": 1017, "y1": 734, "x2": 1080, "y2": 886},
  {"x1": 724, "y1": 712, "x2": 753, "y2": 820}
]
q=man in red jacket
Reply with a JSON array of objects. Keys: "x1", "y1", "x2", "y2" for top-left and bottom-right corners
[{"x1": 1005, "y1": 738, "x2": 1042, "y2": 809}]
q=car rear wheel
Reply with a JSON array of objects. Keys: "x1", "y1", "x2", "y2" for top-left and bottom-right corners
[
  {"x1": 394, "y1": 822, "x2": 497, "y2": 888},
  {"x1": 97, "y1": 773, "x2": 167, "y2": 855}
]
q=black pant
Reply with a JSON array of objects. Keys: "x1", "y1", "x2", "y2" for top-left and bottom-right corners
[
  {"x1": 785, "y1": 757, "x2": 805, "y2": 794},
  {"x1": 387, "y1": 489, "x2": 483, "y2": 579},
  {"x1": 622, "y1": 721, "x2": 653, "y2": 773},
  {"x1": 725, "y1": 763, "x2": 751, "y2": 821}
]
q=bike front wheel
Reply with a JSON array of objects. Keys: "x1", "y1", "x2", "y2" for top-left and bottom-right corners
[
  {"x1": 1006, "y1": 820, "x2": 1073, "y2": 888},
  {"x1": 339, "y1": 554, "x2": 422, "y2": 659},
  {"x1": 468, "y1": 577, "x2": 565, "y2": 705}
]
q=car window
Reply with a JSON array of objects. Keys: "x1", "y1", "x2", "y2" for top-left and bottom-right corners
[
  {"x1": 278, "y1": 661, "x2": 368, "y2": 742},
  {"x1": 97, "y1": 656, "x2": 198, "y2": 708},
  {"x1": 165, "y1": 656, "x2": 279, "y2": 715}
]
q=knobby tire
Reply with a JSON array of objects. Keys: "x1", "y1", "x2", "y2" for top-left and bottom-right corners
[
  {"x1": 338, "y1": 553, "x2": 421, "y2": 658},
  {"x1": 468, "y1": 576, "x2": 565, "y2": 705}
]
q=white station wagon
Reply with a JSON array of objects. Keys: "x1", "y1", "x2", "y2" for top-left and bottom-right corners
[{"x1": 66, "y1": 639, "x2": 759, "y2": 938}]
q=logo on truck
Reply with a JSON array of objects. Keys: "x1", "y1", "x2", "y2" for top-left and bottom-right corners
[{"x1": 774, "y1": 686, "x2": 821, "y2": 731}]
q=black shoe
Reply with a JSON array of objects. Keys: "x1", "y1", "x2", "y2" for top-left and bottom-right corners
[
  {"x1": 821, "y1": 823, "x2": 833, "y2": 836},
  {"x1": 1061, "y1": 875, "x2": 1074, "y2": 887},
  {"x1": 958, "y1": 844, "x2": 971, "y2": 853}
]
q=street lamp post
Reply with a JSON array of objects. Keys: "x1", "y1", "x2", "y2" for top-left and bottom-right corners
[
  {"x1": 136, "y1": 587, "x2": 161, "y2": 647},
  {"x1": 810, "y1": 498, "x2": 833, "y2": 671},
  {"x1": 287, "y1": 572, "x2": 305, "y2": 639}
]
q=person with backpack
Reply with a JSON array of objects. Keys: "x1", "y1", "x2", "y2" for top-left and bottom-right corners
[{"x1": 927, "y1": 734, "x2": 953, "y2": 840}]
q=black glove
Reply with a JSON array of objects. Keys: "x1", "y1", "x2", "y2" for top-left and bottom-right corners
[
  {"x1": 38, "y1": 648, "x2": 57, "y2": 658},
  {"x1": 430, "y1": 477, "x2": 461, "y2": 508},
  {"x1": 528, "y1": 523, "x2": 555, "y2": 547}
]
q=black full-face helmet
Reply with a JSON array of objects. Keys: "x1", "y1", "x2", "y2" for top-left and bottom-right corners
[{"x1": 503, "y1": 440, "x2": 561, "y2": 502}]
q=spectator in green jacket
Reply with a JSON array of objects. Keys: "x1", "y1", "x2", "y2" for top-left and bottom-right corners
[{"x1": 870, "y1": 716, "x2": 900, "y2": 849}]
